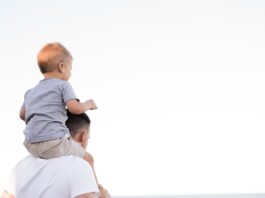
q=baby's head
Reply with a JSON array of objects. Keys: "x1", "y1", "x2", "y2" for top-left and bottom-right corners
[{"x1": 37, "y1": 42, "x2": 73, "y2": 80}]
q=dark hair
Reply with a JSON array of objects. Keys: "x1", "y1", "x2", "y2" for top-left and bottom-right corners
[{"x1": 66, "y1": 111, "x2": 91, "y2": 137}]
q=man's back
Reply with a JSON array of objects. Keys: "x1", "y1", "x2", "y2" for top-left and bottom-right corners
[{"x1": 6, "y1": 156, "x2": 99, "y2": 198}]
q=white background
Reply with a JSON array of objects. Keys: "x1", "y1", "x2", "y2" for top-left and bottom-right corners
[{"x1": 0, "y1": 0, "x2": 265, "y2": 196}]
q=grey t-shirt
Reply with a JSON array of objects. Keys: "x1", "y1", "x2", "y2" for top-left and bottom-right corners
[{"x1": 23, "y1": 78, "x2": 78, "y2": 143}]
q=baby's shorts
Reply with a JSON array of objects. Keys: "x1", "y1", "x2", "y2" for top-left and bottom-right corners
[{"x1": 24, "y1": 134, "x2": 85, "y2": 159}]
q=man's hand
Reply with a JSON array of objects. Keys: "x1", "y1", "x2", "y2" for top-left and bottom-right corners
[{"x1": 98, "y1": 184, "x2": 111, "y2": 198}]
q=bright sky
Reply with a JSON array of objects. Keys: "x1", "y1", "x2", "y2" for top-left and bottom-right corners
[{"x1": 0, "y1": 0, "x2": 265, "y2": 196}]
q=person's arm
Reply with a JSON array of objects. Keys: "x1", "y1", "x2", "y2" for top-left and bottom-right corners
[
  {"x1": 75, "y1": 193, "x2": 97, "y2": 198},
  {"x1": 66, "y1": 99, "x2": 97, "y2": 114},
  {"x1": 83, "y1": 152, "x2": 99, "y2": 185},
  {"x1": 62, "y1": 82, "x2": 97, "y2": 114},
  {"x1": 74, "y1": 186, "x2": 111, "y2": 198},
  {"x1": 98, "y1": 185, "x2": 111, "y2": 198},
  {"x1": 19, "y1": 106, "x2": 26, "y2": 121},
  {"x1": 1, "y1": 191, "x2": 14, "y2": 198}
]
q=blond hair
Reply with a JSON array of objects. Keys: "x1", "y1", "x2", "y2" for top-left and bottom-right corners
[{"x1": 37, "y1": 42, "x2": 73, "y2": 73}]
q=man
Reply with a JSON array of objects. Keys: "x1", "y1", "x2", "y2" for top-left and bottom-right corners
[{"x1": 2, "y1": 112, "x2": 110, "y2": 198}]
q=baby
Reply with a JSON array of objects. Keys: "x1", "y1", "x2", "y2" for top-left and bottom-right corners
[{"x1": 20, "y1": 42, "x2": 96, "y2": 166}]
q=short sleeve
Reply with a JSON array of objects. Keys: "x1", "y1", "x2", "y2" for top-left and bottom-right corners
[
  {"x1": 21, "y1": 89, "x2": 32, "y2": 108},
  {"x1": 4, "y1": 168, "x2": 15, "y2": 196},
  {"x1": 62, "y1": 82, "x2": 78, "y2": 103},
  {"x1": 69, "y1": 158, "x2": 99, "y2": 198}
]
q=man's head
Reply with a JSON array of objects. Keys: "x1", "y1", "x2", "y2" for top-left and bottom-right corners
[
  {"x1": 37, "y1": 42, "x2": 73, "y2": 80},
  {"x1": 66, "y1": 111, "x2": 91, "y2": 149}
]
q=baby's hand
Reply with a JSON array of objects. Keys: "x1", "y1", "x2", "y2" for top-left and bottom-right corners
[{"x1": 85, "y1": 99, "x2": 97, "y2": 110}]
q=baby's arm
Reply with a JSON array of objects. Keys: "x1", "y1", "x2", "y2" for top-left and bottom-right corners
[
  {"x1": 66, "y1": 99, "x2": 97, "y2": 114},
  {"x1": 19, "y1": 106, "x2": 26, "y2": 121}
]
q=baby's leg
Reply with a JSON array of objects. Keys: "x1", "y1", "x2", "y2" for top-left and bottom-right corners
[
  {"x1": 24, "y1": 134, "x2": 82, "y2": 159},
  {"x1": 24, "y1": 137, "x2": 68, "y2": 159}
]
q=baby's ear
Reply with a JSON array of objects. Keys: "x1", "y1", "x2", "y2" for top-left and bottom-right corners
[{"x1": 58, "y1": 63, "x2": 64, "y2": 72}]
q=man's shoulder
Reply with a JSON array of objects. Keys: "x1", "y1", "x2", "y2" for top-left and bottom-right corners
[
  {"x1": 15, "y1": 155, "x2": 91, "y2": 178},
  {"x1": 14, "y1": 155, "x2": 91, "y2": 177},
  {"x1": 18, "y1": 155, "x2": 86, "y2": 163},
  {"x1": 15, "y1": 155, "x2": 89, "y2": 169},
  {"x1": 15, "y1": 155, "x2": 34, "y2": 167}
]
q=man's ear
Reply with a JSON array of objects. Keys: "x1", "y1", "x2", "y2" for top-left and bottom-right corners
[
  {"x1": 80, "y1": 130, "x2": 87, "y2": 143},
  {"x1": 75, "y1": 130, "x2": 86, "y2": 143}
]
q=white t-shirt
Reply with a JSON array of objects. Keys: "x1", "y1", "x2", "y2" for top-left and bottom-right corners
[{"x1": 5, "y1": 155, "x2": 99, "y2": 198}]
